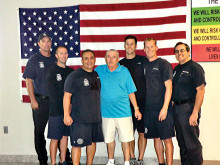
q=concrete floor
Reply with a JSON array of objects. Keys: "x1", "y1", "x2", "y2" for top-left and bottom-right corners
[{"x1": 0, "y1": 160, "x2": 220, "y2": 165}]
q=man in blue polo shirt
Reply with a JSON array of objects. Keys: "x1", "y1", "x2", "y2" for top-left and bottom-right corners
[{"x1": 95, "y1": 49, "x2": 142, "y2": 165}]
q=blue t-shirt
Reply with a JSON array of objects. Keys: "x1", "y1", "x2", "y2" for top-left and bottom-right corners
[
  {"x1": 95, "y1": 64, "x2": 137, "y2": 118},
  {"x1": 23, "y1": 52, "x2": 56, "y2": 96}
]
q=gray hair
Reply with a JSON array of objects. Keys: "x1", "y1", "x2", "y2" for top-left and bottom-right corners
[{"x1": 105, "y1": 49, "x2": 119, "y2": 58}]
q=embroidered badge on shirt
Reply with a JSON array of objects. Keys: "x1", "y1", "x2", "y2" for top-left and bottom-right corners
[
  {"x1": 56, "y1": 74, "x2": 62, "y2": 81},
  {"x1": 84, "y1": 78, "x2": 89, "y2": 86},
  {"x1": 152, "y1": 67, "x2": 159, "y2": 71},
  {"x1": 39, "y1": 62, "x2": 44, "y2": 68},
  {"x1": 137, "y1": 62, "x2": 141, "y2": 64}
]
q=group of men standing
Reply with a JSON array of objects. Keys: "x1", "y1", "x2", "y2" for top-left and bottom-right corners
[{"x1": 23, "y1": 33, "x2": 206, "y2": 165}]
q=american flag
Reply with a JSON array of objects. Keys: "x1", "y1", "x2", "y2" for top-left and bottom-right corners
[{"x1": 19, "y1": 0, "x2": 187, "y2": 102}]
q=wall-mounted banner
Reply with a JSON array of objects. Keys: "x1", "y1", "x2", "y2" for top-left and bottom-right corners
[{"x1": 192, "y1": 0, "x2": 220, "y2": 62}]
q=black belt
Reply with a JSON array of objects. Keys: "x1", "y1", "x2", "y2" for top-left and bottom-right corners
[
  {"x1": 174, "y1": 99, "x2": 194, "y2": 105},
  {"x1": 35, "y1": 93, "x2": 49, "y2": 99}
]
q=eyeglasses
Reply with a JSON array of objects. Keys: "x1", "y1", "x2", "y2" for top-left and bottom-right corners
[{"x1": 174, "y1": 49, "x2": 186, "y2": 54}]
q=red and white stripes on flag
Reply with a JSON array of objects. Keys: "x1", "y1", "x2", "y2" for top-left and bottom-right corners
[
  {"x1": 20, "y1": 0, "x2": 187, "y2": 102},
  {"x1": 79, "y1": 0, "x2": 187, "y2": 65}
]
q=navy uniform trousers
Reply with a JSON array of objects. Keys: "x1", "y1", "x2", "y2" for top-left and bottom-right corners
[
  {"x1": 32, "y1": 95, "x2": 50, "y2": 164},
  {"x1": 173, "y1": 102, "x2": 203, "y2": 165}
]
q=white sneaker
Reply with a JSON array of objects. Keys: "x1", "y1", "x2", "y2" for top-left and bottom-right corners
[{"x1": 106, "y1": 160, "x2": 116, "y2": 165}]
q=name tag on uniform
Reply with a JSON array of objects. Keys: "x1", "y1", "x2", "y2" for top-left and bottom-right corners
[
  {"x1": 182, "y1": 71, "x2": 189, "y2": 74},
  {"x1": 152, "y1": 67, "x2": 159, "y2": 71}
]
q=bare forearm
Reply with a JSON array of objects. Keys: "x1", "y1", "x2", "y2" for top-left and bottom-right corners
[
  {"x1": 63, "y1": 92, "x2": 73, "y2": 126},
  {"x1": 193, "y1": 84, "x2": 205, "y2": 114},
  {"x1": 129, "y1": 92, "x2": 142, "y2": 120},
  {"x1": 189, "y1": 84, "x2": 205, "y2": 126},
  {"x1": 26, "y1": 78, "x2": 37, "y2": 102},
  {"x1": 158, "y1": 80, "x2": 172, "y2": 121},
  {"x1": 63, "y1": 92, "x2": 72, "y2": 116},
  {"x1": 129, "y1": 93, "x2": 138, "y2": 108},
  {"x1": 163, "y1": 79, "x2": 172, "y2": 110}
]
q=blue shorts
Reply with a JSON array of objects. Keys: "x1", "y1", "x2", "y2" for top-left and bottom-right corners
[
  {"x1": 144, "y1": 108, "x2": 175, "y2": 140},
  {"x1": 47, "y1": 115, "x2": 70, "y2": 140},
  {"x1": 70, "y1": 122, "x2": 104, "y2": 147}
]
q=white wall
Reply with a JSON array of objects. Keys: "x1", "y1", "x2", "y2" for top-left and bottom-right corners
[{"x1": 0, "y1": 0, "x2": 219, "y2": 161}]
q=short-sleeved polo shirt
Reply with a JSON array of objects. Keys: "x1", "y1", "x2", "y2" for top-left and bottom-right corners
[{"x1": 95, "y1": 64, "x2": 137, "y2": 118}]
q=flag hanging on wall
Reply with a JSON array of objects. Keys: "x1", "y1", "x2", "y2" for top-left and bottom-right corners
[{"x1": 19, "y1": 0, "x2": 187, "y2": 102}]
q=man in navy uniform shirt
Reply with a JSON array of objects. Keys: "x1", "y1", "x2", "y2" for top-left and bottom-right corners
[
  {"x1": 46, "y1": 46, "x2": 74, "y2": 165},
  {"x1": 143, "y1": 38, "x2": 174, "y2": 165},
  {"x1": 172, "y1": 42, "x2": 206, "y2": 165},
  {"x1": 23, "y1": 33, "x2": 56, "y2": 165},
  {"x1": 63, "y1": 50, "x2": 104, "y2": 165}
]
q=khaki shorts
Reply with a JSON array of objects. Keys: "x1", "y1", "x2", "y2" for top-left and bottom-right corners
[{"x1": 102, "y1": 117, "x2": 134, "y2": 143}]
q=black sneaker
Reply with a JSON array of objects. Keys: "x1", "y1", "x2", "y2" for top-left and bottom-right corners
[
  {"x1": 40, "y1": 161, "x2": 48, "y2": 165},
  {"x1": 65, "y1": 156, "x2": 73, "y2": 165},
  {"x1": 130, "y1": 158, "x2": 137, "y2": 165},
  {"x1": 58, "y1": 161, "x2": 68, "y2": 165}
]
